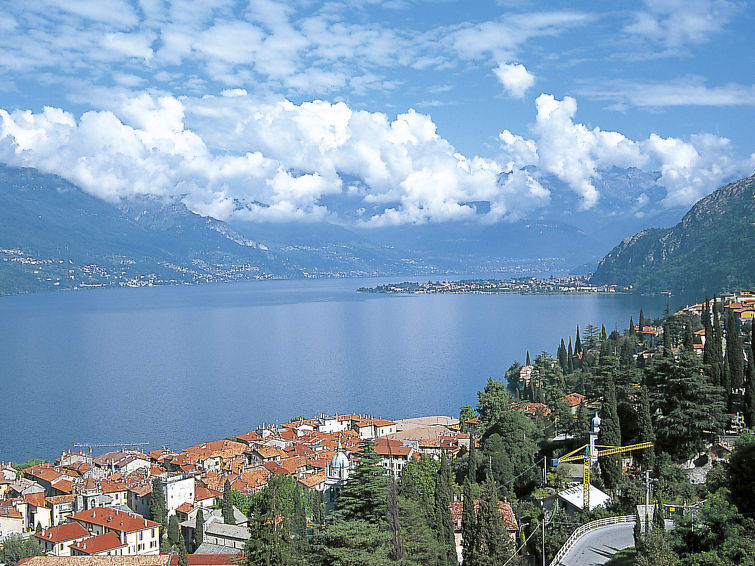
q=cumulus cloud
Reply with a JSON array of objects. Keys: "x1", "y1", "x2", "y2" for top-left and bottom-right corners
[
  {"x1": 498, "y1": 93, "x2": 755, "y2": 209},
  {"x1": 493, "y1": 63, "x2": 535, "y2": 98},
  {"x1": 1, "y1": 94, "x2": 566, "y2": 225}
]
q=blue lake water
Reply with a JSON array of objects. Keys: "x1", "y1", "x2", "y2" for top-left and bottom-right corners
[{"x1": 0, "y1": 278, "x2": 680, "y2": 462}]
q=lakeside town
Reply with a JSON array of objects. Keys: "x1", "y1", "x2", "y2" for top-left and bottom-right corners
[
  {"x1": 1, "y1": 291, "x2": 754, "y2": 566},
  {"x1": 357, "y1": 276, "x2": 625, "y2": 295}
]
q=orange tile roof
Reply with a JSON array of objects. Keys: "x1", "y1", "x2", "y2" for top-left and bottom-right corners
[
  {"x1": 176, "y1": 502, "x2": 194, "y2": 515},
  {"x1": 297, "y1": 472, "x2": 326, "y2": 489},
  {"x1": 183, "y1": 440, "x2": 247, "y2": 462},
  {"x1": 46, "y1": 494, "x2": 78, "y2": 505},
  {"x1": 250, "y1": 446, "x2": 287, "y2": 460},
  {"x1": 194, "y1": 484, "x2": 221, "y2": 502},
  {"x1": 168, "y1": 555, "x2": 236, "y2": 566},
  {"x1": 561, "y1": 393, "x2": 587, "y2": 408},
  {"x1": 374, "y1": 438, "x2": 412, "y2": 457},
  {"x1": 52, "y1": 479, "x2": 75, "y2": 494},
  {"x1": 70, "y1": 532, "x2": 127, "y2": 555},
  {"x1": 70, "y1": 507, "x2": 159, "y2": 533},
  {"x1": 235, "y1": 431, "x2": 261, "y2": 444},
  {"x1": 449, "y1": 499, "x2": 518, "y2": 531},
  {"x1": 100, "y1": 480, "x2": 128, "y2": 494},
  {"x1": 28, "y1": 467, "x2": 63, "y2": 483},
  {"x1": 35, "y1": 522, "x2": 90, "y2": 544},
  {"x1": 278, "y1": 457, "x2": 306, "y2": 474},
  {"x1": 24, "y1": 492, "x2": 47, "y2": 508},
  {"x1": 262, "y1": 462, "x2": 288, "y2": 475}
]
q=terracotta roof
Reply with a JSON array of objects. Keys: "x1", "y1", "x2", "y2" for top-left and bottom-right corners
[
  {"x1": 52, "y1": 479, "x2": 75, "y2": 494},
  {"x1": 47, "y1": 494, "x2": 78, "y2": 505},
  {"x1": 25, "y1": 492, "x2": 47, "y2": 508},
  {"x1": 449, "y1": 499, "x2": 518, "y2": 532},
  {"x1": 235, "y1": 431, "x2": 261, "y2": 444},
  {"x1": 100, "y1": 480, "x2": 128, "y2": 494},
  {"x1": 561, "y1": 393, "x2": 587, "y2": 408},
  {"x1": 176, "y1": 502, "x2": 194, "y2": 515},
  {"x1": 35, "y1": 522, "x2": 90, "y2": 544},
  {"x1": 194, "y1": 484, "x2": 221, "y2": 502},
  {"x1": 249, "y1": 446, "x2": 287, "y2": 460},
  {"x1": 374, "y1": 438, "x2": 412, "y2": 457},
  {"x1": 183, "y1": 440, "x2": 247, "y2": 462},
  {"x1": 70, "y1": 532, "x2": 127, "y2": 555},
  {"x1": 465, "y1": 417, "x2": 480, "y2": 424},
  {"x1": 297, "y1": 472, "x2": 326, "y2": 489},
  {"x1": 28, "y1": 468, "x2": 63, "y2": 483},
  {"x1": 278, "y1": 456, "x2": 306, "y2": 474},
  {"x1": 262, "y1": 462, "x2": 288, "y2": 475},
  {"x1": 70, "y1": 507, "x2": 159, "y2": 533}
]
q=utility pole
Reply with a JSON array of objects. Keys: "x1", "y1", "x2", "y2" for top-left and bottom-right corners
[
  {"x1": 542, "y1": 507, "x2": 546, "y2": 566},
  {"x1": 543, "y1": 457, "x2": 547, "y2": 486}
]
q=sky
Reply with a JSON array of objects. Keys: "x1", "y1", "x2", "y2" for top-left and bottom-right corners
[{"x1": 0, "y1": 0, "x2": 753, "y2": 226}]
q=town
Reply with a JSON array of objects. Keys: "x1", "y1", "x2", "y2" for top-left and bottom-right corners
[
  {"x1": 1, "y1": 290, "x2": 754, "y2": 566},
  {"x1": 357, "y1": 276, "x2": 623, "y2": 295}
]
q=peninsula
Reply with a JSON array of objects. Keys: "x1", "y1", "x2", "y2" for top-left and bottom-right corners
[{"x1": 357, "y1": 276, "x2": 621, "y2": 295}]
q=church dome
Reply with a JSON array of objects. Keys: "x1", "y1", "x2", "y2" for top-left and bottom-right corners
[{"x1": 330, "y1": 451, "x2": 349, "y2": 469}]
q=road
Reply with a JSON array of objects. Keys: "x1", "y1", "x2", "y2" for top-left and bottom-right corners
[{"x1": 555, "y1": 522, "x2": 635, "y2": 566}]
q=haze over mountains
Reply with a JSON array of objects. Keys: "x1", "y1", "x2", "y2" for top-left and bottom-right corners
[{"x1": 0, "y1": 161, "x2": 708, "y2": 295}]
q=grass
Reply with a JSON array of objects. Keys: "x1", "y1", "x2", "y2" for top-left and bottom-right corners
[{"x1": 605, "y1": 547, "x2": 636, "y2": 566}]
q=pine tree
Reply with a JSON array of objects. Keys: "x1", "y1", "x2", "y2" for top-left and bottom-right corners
[
  {"x1": 193, "y1": 508, "x2": 204, "y2": 550},
  {"x1": 637, "y1": 385, "x2": 656, "y2": 471},
  {"x1": 434, "y1": 451, "x2": 456, "y2": 566},
  {"x1": 333, "y1": 439, "x2": 387, "y2": 524},
  {"x1": 222, "y1": 480, "x2": 235, "y2": 525},
  {"x1": 461, "y1": 480, "x2": 476, "y2": 566},
  {"x1": 599, "y1": 373, "x2": 622, "y2": 489}
]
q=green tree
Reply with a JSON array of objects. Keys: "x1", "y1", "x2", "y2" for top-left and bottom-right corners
[
  {"x1": 333, "y1": 439, "x2": 387, "y2": 524},
  {"x1": 460, "y1": 405, "x2": 475, "y2": 432},
  {"x1": 0, "y1": 534, "x2": 43, "y2": 566},
  {"x1": 477, "y1": 378, "x2": 511, "y2": 435},
  {"x1": 461, "y1": 479, "x2": 476, "y2": 566},
  {"x1": 746, "y1": 322, "x2": 755, "y2": 428},
  {"x1": 725, "y1": 310, "x2": 745, "y2": 390},
  {"x1": 558, "y1": 338, "x2": 568, "y2": 372},
  {"x1": 150, "y1": 477, "x2": 167, "y2": 531},
  {"x1": 168, "y1": 514, "x2": 180, "y2": 546},
  {"x1": 599, "y1": 373, "x2": 622, "y2": 489},
  {"x1": 194, "y1": 507, "x2": 204, "y2": 550},
  {"x1": 567, "y1": 338, "x2": 574, "y2": 373},
  {"x1": 636, "y1": 529, "x2": 678, "y2": 566},
  {"x1": 475, "y1": 470, "x2": 510, "y2": 566},
  {"x1": 468, "y1": 435, "x2": 478, "y2": 485},
  {"x1": 246, "y1": 475, "x2": 300, "y2": 566},
  {"x1": 400, "y1": 454, "x2": 438, "y2": 507},
  {"x1": 387, "y1": 477, "x2": 404, "y2": 564},
  {"x1": 636, "y1": 385, "x2": 656, "y2": 470},
  {"x1": 178, "y1": 529, "x2": 188, "y2": 566},
  {"x1": 554, "y1": 399, "x2": 572, "y2": 436},
  {"x1": 223, "y1": 479, "x2": 236, "y2": 525},
  {"x1": 728, "y1": 432, "x2": 755, "y2": 517},
  {"x1": 399, "y1": 496, "x2": 445, "y2": 566},
  {"x1": 634, "y1": 508, "x2": 645, "y2": 554},
  {"x1": 434, "y1": 451, "x2": 456, "y2": 565}
]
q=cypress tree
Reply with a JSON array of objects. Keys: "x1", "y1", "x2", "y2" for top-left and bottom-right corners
[
  {"x1": 177, "y1": 530, "x2": 188, "y2": 566},
  {"x1": 629, "y1": 316, "x2": 635, "y2": 336},
  {"x1": 575, "y1": 326, "x2": 582, "y2": 355},
  {"x1": 193, "y1": 508, "x2": 204, "y2": 550},
  {"x1": 476, "y1": 469, "x2": 509, "y2": 565},
  {"x1": 558, "y1": 338, "x2": 568, "y2": 372},
  {"x1": 745, "y1": 322, "x2": 755, "y2": 428},
  {"x1": 526, "y1": 351, "x2": 531, "y2": 366},
  {"x1": 634, "y1": 509, "x2": 644, "y2": 552},
  {"x1": 637, "y1": 385, "x2": 656, "y2": 470},
  {"x1": 639, "y1": 309, "x2": 645, "y2": 331},
  {"x1": 168, "y1": 515, "x2": 180, "y2": 546},
  {"x1": 653, "y1": 496, "x2": 665, "y2": 532},
  {"x1": 461, "y1": 479, "x2": 476, "y2": 566},
  {"x1": 387, "y1": 477, "x2": 404, "y2": 564},
  {"x1": 725, "y1": 310, "x2": 745, "y2": 390},
  {"x1": 150, "y1": 477, "x2": 167, "y2": 532},
  {"x1": 222, "y1": 480, "x2": 235, "y2": 525},
  {"x1": 468, "y1": 435, "x2": 477, "y2": 484},
  {"x1": 682, "y1": 322, "x2": 694, "y2": 351},
  {"x1": 601, "y1": 325, "x2": 607, "y2": 342},
  {"x1": 662, "y1": 323, "x2": 672, "y2": 358},
  {"x1": 567, "y1": 338, "x2": 574, "y2": 373},
  {"x1": 435, "y1": 451, "x2": 456, "y2": 565},
  {"x1": 702, "y1": 298, "x2": 712, "y2": 365},
  {"x1": 599, "y1": 373, "x2": 622, "y2": 489}
]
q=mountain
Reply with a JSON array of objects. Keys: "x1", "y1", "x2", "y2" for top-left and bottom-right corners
[{"x1": 590, "y1": 175, "x2": 755, "y2": 295}]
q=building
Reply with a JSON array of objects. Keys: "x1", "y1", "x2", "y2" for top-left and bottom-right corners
[
  {"x1": 373, "y1": 438, "x2": 413, "y2": 477},
  {"x1": 34, "y1": 522, "x2": 91, "y2": 556},
  {"x1": 69, "y1": 507, "x2": 160, "y2": 555}
]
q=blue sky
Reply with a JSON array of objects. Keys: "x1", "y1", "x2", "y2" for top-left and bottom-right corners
[{"x1": 0, "y1": 0, "x2": 753, "y2": 225}]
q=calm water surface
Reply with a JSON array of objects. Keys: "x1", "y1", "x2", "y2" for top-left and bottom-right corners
[{"x1": 0, "y1": 278, "x2": 679, "y2": 461}]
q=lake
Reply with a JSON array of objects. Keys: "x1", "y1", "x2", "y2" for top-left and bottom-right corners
[{"x1": 0, "y1": 278, "x2": 680, "y2": 462}]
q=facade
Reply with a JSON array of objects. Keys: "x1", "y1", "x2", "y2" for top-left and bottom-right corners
[
  {"x1": 35, "y1": 522, "x2": 91, "y2": 556},
  {"x1": 69, "y1": 507, "x2": 160, "y2": 556}
]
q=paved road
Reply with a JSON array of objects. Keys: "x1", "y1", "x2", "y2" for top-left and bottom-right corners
[{"x1": 556, "y1": 522, "x2": 635, "y2": 566}]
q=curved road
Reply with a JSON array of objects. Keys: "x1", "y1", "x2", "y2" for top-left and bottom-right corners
[{"x1": 555, "y1": 522, "x2": 635, "y2": 566}]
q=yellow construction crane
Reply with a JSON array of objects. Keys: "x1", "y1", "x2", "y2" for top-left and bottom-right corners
[
  {"x1": 73, "y1": 442, "x2": 149, "y2": 454},
  {"x1": 551, "y1": 413, "x2": 653, "y2": 510}
]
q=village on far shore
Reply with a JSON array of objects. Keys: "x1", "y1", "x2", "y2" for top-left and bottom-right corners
[{"x1": 1, "y1": 291, "x2": 753, "y2": 564}]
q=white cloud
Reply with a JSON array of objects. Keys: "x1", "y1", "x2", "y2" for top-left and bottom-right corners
[
  {"x1": 498, "y1": 93, "x2": 754, "y2": 209},
  {"x1": 493, "y1": 62, "x2": 535, "y2": 98},
  {"x1": 579, "y1": 77, "x2": 755, "y2": 108}
]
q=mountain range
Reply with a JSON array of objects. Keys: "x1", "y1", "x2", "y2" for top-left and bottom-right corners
[
  {"x1": 0, "y1": 162, "x2": 738, "y2": 295},
  {"x1": 591, "y1": 174, "x2": 755, "y2": 295}
]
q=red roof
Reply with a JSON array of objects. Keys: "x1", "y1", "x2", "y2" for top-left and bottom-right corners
[
  {"x1": 374, "y1": 438, "x2": 412, "y2": 457},
  {"x1": 35, "y1": 522, "x2": 90, "y2": 543},
  {"x1": 449, "y1": 499, "x2": 518, "y2": 531},
  {"x1": 70, "y1": 507, "x2": 159, "y2": 533},
  {"x1": 70, "y1": 532, "x2": 127, "y2": 554}
]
